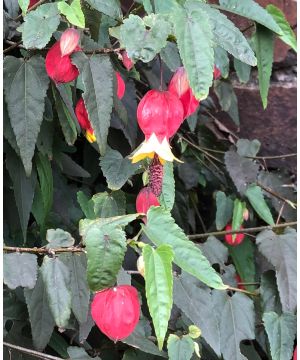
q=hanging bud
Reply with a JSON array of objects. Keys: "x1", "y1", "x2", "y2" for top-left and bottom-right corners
[
  {"x1": 137, "y1": 256, "x2": 145, "y2": 277},
  {"x1": 75, "y1": 98, "x2": 96, "y2": 143},
  {"x1": 224, "y1": 224, "x2": 245, "y2": 246},
  {"x1": 91, "y1": 285, "x2": 140, "y2": 342},
  {"x1": 243, "y1": 208, "x2": 249, "y2": 221},
  {"x1": 136, "y1": 187, "x2": 160, "y2": 223},
  {"x1": 121, "y1": 51, "x2": 134, "y2": 71},
  {"x1": 149, "y1": 154, "x2": 164, "y2": 197},
  {"x1": 116, "y1": 72, "x2": 125, "y2": 99},
  {"x1": 213, "y1": 65, "x2": 221, "y2": 80},
  {"x1": 45, "y1": 41, "x2": 80, "y2": 83},
  {"x1": 60, "y1": 28, "x2": 80, "y2": 56},
  {"x1": 130, "y1": 89, "x2": 184, "y2": 164},
  {"x1": 168, "y1": 67, "x2": 200, "y2": 119}
]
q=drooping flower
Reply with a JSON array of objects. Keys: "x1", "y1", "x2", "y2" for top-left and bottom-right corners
[
  {"x1": 121, "y1": 51, "x2": 134, "y2": 71},
  {"x1": 60, "y1": 28, "x2": 80, "y2": 56},
  {"x1": 130, "y1": 89, "x2": 184, "y2": 164},
  {"x1": 75, "y1": 98, "x2": 96, "y2": 143},
  {"x1": 224, "y1": 224, "x2": 245, "y2": 246},
  {"x1": 91, "y1": 285, "x2": 140, "y2": 342},
  {"x1": 168, "y1": 67, "x2": 199, "y2": 119},
  {"x1": 213, "y1": 65, "x2": 222, "y2": 80},
  {"x1": 45, "y1": 41, "x2": 80, "y2": 83},
  {"x1": 116, "y1": 71, "x2": 125, "y2": 99},
  {"x1": 136, "y1": 187, "x2": 160, "y2": 222}
]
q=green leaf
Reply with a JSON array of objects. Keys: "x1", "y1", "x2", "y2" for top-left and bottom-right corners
[
  {"x1": 85, "y1": 0, "x2": 121, "y2": 19},
  {"x1": 60, "y1": 253, "x2": 90, "y2": 324},
  {"x1": 85, "y1": 225, "x2": 126, "y2": 291},
  {"x1": 4, "y1": 55, "x2": 50, "y2": 175},
  {"x1": 18, "y1": 3, "x2": 60, "y2": 49},
  {"x1": 100, "y1": 147, "x2": 138, "y2": 190},
  {"x1": 236, "y1": 139, "x2": 261, "y2": 157},
  {"x1": 214, "y1": 80, "x2": 239, "y2": 125},
  {"x1": 198, "y1": 3, "x2": 256, "y2": 66},
  {"x1": 72, "y1": 53, "x2": 114, "y2": 155},
  {"x1": 167, "y1": 334, "x2": 195, "y2": 360},
  {"x1": 160, "y1": 42, "x2": 182, "y2": 72},
  {"x1": 159, "y1": 162, "x2": 175, "y2": 211},
  {"x1": 143, "y1": 244, "x2": 174, "y2": 350},
  {"x1": 234, "y1": 58, "x2": 251, "y2": 83},
  {"x1": 253, "y1": 24, "x2": 274, "y2": 109},
  {"x1": 214, "y1": 46, "x2": 229, "y2": 78},
  {"x1": 245, "y1": 184, "x2": 274, "y2": 225},
  {"x1": 263, "y1": 312, "x2": 296, "y2": 360},
  {"x1": 143, "y1": 207, "x2": 227, "y2": 289},
  {"x1": 46, "y1": 228, "x2": 75, "y2": 249},
  {"x1": 24, "y1": 273, "x2": 55, "y2": 350},
  {"x1": 5, "y1": 146, "x2": 37, "y2": 241},
  {"x1": 41, "y1": 256, "x2": 71, "y2": 328},
  {"x1": 200, "y1": 236, "x2": 228, "y2": 270},
  {"x1": 215, "y1": 191, "x2": 233, "y2": 230},
  {"x1": 4, "y1": 253, "x2": 38, "y2": 290},
  {"x1": 92, "y1": 190, "x2": 126, "y2": 217},
  {"x1": 152, "y1": 0, "x2": 179, "y2": 14},
  {"x1": 59, "y1": 153, "x2": 91, "y2": 178},
  {"x1": 118, "y1": 14, "x2": 171, "y2": 63},
  {"x1": 256, "y1": 228, "x2": 296, "y2": 313},
  {"x1": 266, "y1": 4, "x2": 297, "y2": 52},
  {"x1": 57, "y1": 0, "x2": 85, "y2": 28},
  {"x1": 218, "y1": 0, "x2": 282, "y2": 34},
  {"x1": 77, "y1": 191, "x2": 96, "y2": 219},
  {"x1": 260, "y1": 271, "x2": 282, "y2": 314},
  {"x1": 68, "y1": 346, "x2": 101, "y2": 360},
  {"x1": 18, "y1": 0, "x2": 29, "y2": 14},
  {"x1": 232, "y1": 199, "x2": 246, "y2": 242},
  {"x1": 172, "y1": 3, "x2": 214, "y2": 100}
]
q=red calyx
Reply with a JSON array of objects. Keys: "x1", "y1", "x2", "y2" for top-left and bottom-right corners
[
  {"x1": 213, "y1": 65, "x2": 221, "y2": 80},
  {"x1": 121, "y1": 51, "x2": 134, "y2": 71},
  {"x1": 235, "y1": 274, "x2": 246, "y2": 290},
  {"x1": 91, "y1": 285, "x2": 140, "y2": 342},
  {"x1": 293, "y1": 347, "x2": 297, "y2": 360},
  {"x1": 224, "y1": 224, "x2": 245, "y2": 246},
  {"x1": 136, "y1": 187, "x2": 160, "y2": 222},
  {"x1": 168, "y1": 67, "x2": 199, "y2": 119},
  {"x1": 60, "y1": 28, "x2": 80, "y2": 57},
  {"x1": 28, "y1": 0, "x2": 39, "y2": 8},
  {"x1": 137, "y1": 89, "x2": 184, "y2": 142},
  {"x1": 116, "y1": 72, "x2": 125, "y2": 100},
  {"x1": 75, "y1": 98, "x2": 92, "y2": 132},
  {"x1": 45, "y1": 41, "x2": 80, "y2": 83}
]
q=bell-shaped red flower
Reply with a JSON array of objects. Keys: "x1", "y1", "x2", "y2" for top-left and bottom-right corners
[
  {"x1": 91, "y1": 285, "x2": 140, "y2": 342},
  {"x1": 45, "y1": 41, "x2": 80, "y2": 83},
  {"x1": 168, "y1": 67, "x2": 199, "y2": 119},
  {"x1": 75, "y1": 98, "x2": 96, "y2": 143},
  {"x1": 116, "y1": 72, "x2": 125, "y2": 99},
  {"x1": 121, "y1": 51, "x2": 134, "y2": 71},
  {"x1": 213, "y1": 65, "x2": 221, "y2": 80},
  {"x1": 224, "y1": 224, "x2": 245, "y2": 246},
  {"x1": 60, "y1": 28, "x2": 80, "y2": 56},
  {"x1": 131, "y1": 89, "x2": 184, "y2": 164},
  {"x1": 136, "y1": 187, "x2": 160, "y2": 222}
]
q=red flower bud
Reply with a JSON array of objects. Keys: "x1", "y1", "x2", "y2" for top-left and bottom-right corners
[
  {"x1": 293, "y1": 347, "x2": 297, "y2": 360},
  {"x1": 235, "y1": 274, "x2": 246, "y2": 290},
  {"x1": 28, "y1": 0, "x2": 39, "y2": 8},
  {"x1": 45, "y1": 41, "x2": 80, "y2": 83},
  {"x1": 224, "y1": 224, "x2": 245, "y2": 246},
  {"x1": 116, "y1": 72, "x2": 125, "y2": 100},
  {"x1": 91, "y1": 285, "x2": 140, "y2": 342},
  {"x1": 168, "y1": 67, "x2": 199, "y2": 119},
  {"x1": 75, "y1": 98, "x2": 96, "y2": 143},
  {"x1": 60, "y1": 28, "x2": 80, "y2": 57},
  {"x1": 213, "y1": 65, "x2": 221, "y2": 80},
  {"x1": 136, "y1": 187, "x2": 160, "y2": 222},
  {"x1": 121, "y1": 51, "x2": 134, "y2": 71}
]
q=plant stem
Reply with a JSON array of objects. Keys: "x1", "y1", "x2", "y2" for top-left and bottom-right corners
[
  {"x1": 3, "y1": 246, "x2": 85, "y2": 254},
  {"x1": 3, "y1": 342, "x2": 62, "y2": 360},
  {"x1": 257, "y1": 182, "x2": 297, "y2": 208},
  {"x1": 227, "y1": 286, "x2": 258, "y2": 297}
]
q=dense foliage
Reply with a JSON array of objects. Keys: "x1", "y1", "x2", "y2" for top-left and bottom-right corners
[{"x1": 3, "y1": 0, "x2": 297, "y2": 359}]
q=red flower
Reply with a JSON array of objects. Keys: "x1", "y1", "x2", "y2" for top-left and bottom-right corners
[
  {"x1": 131, "y1": 89, "x2": 184, "y2": 164},
  {"x1": 28, "y1": 0, "x2": 38, "y2": 8},
  {"x1": 45, "y1": 41, "x2": 80, "y2": 83},
  {"x1": 91, "y1": 285, "x2": 140, "y2": 342},
  {"x1": 60, "y1": 28, "x2": 80, "y2": 57},
  {"x1": 224, "y1": 224, "x2": 245, "y2": 246},
  {"x1": 121, "y1": 51, "x2": 134, "y2": 71},
  {"x1": 213, "y1": 65, "x2": 221, "y2": 80},
  {"x1": 75, "y1": 98, "x2": 96, "y2": 143},
  {"x1": 168, "y1": 67, "x2": 199, "y2": 119},
  {"x1": 116, "y1": 72, "x2": 125, "y2": 99},
  {"x1": 136, "y1": 187, "x2": 160, "y2": 222},
  {"x1": 293, "y1": 347, "x2": 297, "y2": 360}
]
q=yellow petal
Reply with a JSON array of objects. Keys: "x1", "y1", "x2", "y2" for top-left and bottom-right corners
[{"x1": 85, "y1": 130, "x2": 96, "y2": 143}]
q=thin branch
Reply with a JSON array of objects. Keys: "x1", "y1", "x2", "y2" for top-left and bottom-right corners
[
  {"x1": 257, "y1": 182, "x2": 297, "y2": 208},
  {"x1": 237, "y1": 282, "x2": 260, "y2": 286},
  {"x1": 188, "y1": 221, "x2": 297, "y2": 240},
  {"x1": 3, "y1": 246, "x2": 85, "y2": 254},
  {"x1": 3, "y1": 342, "x2": 62, "y2": 360},
  {"x1": 248, "y1": 153, "x2": 297, "y2": 160},
  {"x1": 3, "y1": 41, "x2": 24, "y2": 54},
  {"x1": 227, "y1": 286, "x2": 257, "y2": 297},
  {"x1": 84, "y1": 47, "x2": 123, "y2": 55}
]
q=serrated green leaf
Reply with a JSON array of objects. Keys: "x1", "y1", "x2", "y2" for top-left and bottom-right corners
[
  {"x1": 232, "y1": 198, "x2": 246, "y2": 242},
  {"x1": 72, "y1": 53, "x2": 114, "y2": 155},
  {"x1": 41, "y1": 256, "x2": 72, "y2": 328},
  {"x1": 67, "y1": 346, "x2": 100, "y2": 360},
  {"x1": 18, "y1": 0, "x2": 29, "y2": 14},
  {"x1": 260, "y1": 271, "x2": 282, "y2": 314},
  {"x1": 256, "y1": 228, "x2": 296, "y2": 313},
  {"x1": 214, "y1": 46, "x2": 229, "y2": 78},
  {"x1": 85, "y1": 0, "x2": 121, "y2": 19},
  {"x1": 92, "y1": 190, "x2": 126, "y2": 218},
  {"x1": 234, "y1": 58, "x2": 251, "y2": 83},
  {"x1": 263, "y1": 312, "x2": 296, "y2": 360},
  {"x1": 214, "y1": 80, "x2": 239, "y2": 125},
  {"x1": 24, "y1": 273, "x2": 55, "y2": 350},
  {"x1": 253, "y1": 24, "x2": 274, "y2": 109},
  {"x1": 46, "y1": 228, "x2": 75, "y2": 249},
  {"x1": 236, "y1": 139, "x2": 261, "y2": 157},
  {"x1": 77, "y1": 191, "x2": 96, "y2": 219},
  {"x1": 143, "y1": 244, "x2": 174, "y2": 350},
  {"x1": 160, "y1": 42, "x2": 182, "y2": 72},
  {"x1": 143, "y1": 207, "x2": 227, "y2": 289},
  {"x1": 245, "y1": 184, "x2": 274, "y2": 225},
  {"x1": 218, "y1": 0, "x2": 282, "y2": 34},
  {"x1": 159, "y1": 162, "x2": 175, "y2": 211},
  {"x1": 167, "y1": 334, "x2": 195, "y2": 360},
  {"x1": 266, "y1": 4, "x2": 297, "y2": 52},
  {"x1": 100, "y1": 147, "x2": 138, "y2": 190},
  {"x1": 18, "y1": 3, "x2": 60, "y2": 49},
  {"x1": 60, "y1": 253, "x2": 90, "y2": 324},
  {"x1": 200, "y1": 236, "x2": 228, "y2": 270},
  {"x1": 215, "y1": 191, "x2": 233, "y2": 230},
  {"x1": 172, "y1": 3, "x2": 214, "y2": 100},
  {"x1": 4, "y1": 55, "x2": 49, "y2": 175},
  {"x1": 57, "y1": 0, "x2": 85, "y2": 28},
  {"x1": 4, "y1": 253, "x2": 38, "y2": 290},
  {"x1": 85, "y1": 225, "x2": 126, "y2": 291}
]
